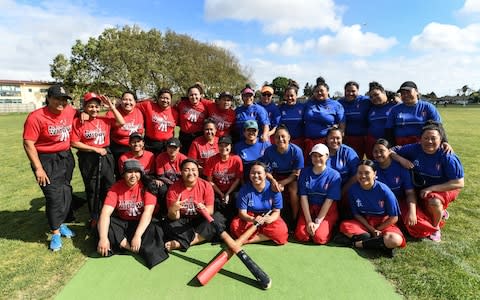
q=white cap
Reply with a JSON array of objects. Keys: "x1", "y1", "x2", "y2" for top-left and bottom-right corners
[{"x1": 309, "y1": 143, "x2": 329, "y2": 156}]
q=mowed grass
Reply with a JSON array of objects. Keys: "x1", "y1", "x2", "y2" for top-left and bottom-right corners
[{"x1": 1, "y1": 107, "x2": 479, "y2": 299}]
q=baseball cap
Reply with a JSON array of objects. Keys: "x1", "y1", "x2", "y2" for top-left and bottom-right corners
[
  {"x1": 218, "y1": 91, "x2": 234, "y2": 100},
  {"x1": 261, "y1": 86, "x2": 274, "y2": 95},
  {"x1": 309, "y1": 143, "x2": 329, "y2": 156},
  {"x1": 47, "y1": 84, "x2": 72, "y2": 100},
  {"x1": 123, "y1": 159, "x2": 144, "y2": 174},
  {"x1": 397, "y1": 81, "x2": 418, "y2": 93},
  {"x1": 83, "y1": 92, "x2": 101, "y2": 103},
  {"x1": 243, "y1": 120, "x2": 258, "y2": 130},
  {"x1": 241, "y1": 87, "x2": 255, "y2": 95},
  {"x1": 166, "y1": 137, "x2": 181, "y2": 148},
  {"x1": 129, "y1": 132, "x2": 143, "y2": 142},
  {"x1": 218, "y1": 135, "x2": 233, "y2": 144}
]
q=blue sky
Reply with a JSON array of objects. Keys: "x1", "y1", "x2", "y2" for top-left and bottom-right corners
[{"x1": 1, "y1": 0, "x2": 480, "y2": 96}]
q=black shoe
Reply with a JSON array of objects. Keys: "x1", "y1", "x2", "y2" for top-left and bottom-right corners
[
  {"x1": 332, "y1": 233, "x2": 352, "y2": 246},
  {"x1": 384, "y1": 248, "x2": 396, "y2": 258}
]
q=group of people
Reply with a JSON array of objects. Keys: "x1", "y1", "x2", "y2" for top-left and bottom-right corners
[{"x1": 23, "y1": 78, "x2": 464, "y2": 268}]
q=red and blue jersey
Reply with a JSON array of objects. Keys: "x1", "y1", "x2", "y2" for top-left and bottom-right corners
[
  {"x1": 258, "y1": 102, "x2": 281, "y2": 129},
  {"x1": 367, "y1": 102, "x2": 398, "y2": 139},
  {"x1": 349, "y1": 181, "x2": 400, "y2": 217},
  {"x1": 278, "y1": 102, "x2": 305, "y2": 139},
  {"x1": 260, "y1": 143, "x2": 304, "y2": 175},
  {"x1": 234, "y1": 104, "x2": 270, "y2": 134},
  {"x1": 303, "y1": 99, "x2": 345, "y2": 139},
  {"x1": 396, "y1": 143, "x2": 464, "y2": 187},
  {"x1": 339, "y1": 96, "x2": 371, "y2": 136},
  {"x1": 328, "y1": 144, "x2": 360, "y2": 185},
  {"x1": 236, "y1": 180, "x2": 283, "y2": 213},
  {"x1": 375, "y1": 160, "x2": 413, "y2": 200},
  {"x1": 298, "y1": 166, "x2": 342, "y2": 206},
  {"x1": 385, "y1": 100, "x2": 441, "y2": 138}
]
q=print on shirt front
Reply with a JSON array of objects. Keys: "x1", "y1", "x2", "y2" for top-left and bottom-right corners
[
  {"x1": 118, "y1": 197, "x2": 143, "y2": 217},
  {"x1": 152, "y1": 113, "x2": 174, "y2": 132},
  {"x1": 49, "y1": 120, "x2": 71, "y2": 142}
]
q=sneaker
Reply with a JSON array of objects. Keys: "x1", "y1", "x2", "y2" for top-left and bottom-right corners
[
  {"x1": 50, "y1": 233, "x2": 62, "y2": 251},
  {"x1": 442, "y1": 210, "x2": 449, "y2": 221},
  {"x1": 429, "y1": 230, "x2": 442, "y2": 242},
  {"x1": 59, "y1": 224, "x2": 75, "y2": 238}
]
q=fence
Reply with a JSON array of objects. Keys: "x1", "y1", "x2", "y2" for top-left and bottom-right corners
[{"x1": 0, "y1": 103, "x2": 36, "y2": 113}]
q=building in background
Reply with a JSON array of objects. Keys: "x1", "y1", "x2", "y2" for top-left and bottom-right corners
[{"x1": 0, "y1": 80, "x2": 54, "y2": 113}]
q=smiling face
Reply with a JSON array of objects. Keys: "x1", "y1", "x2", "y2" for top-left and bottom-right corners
[
  {"x1": 217, "y1": 96, "x2": 232, "y2": 110},
  {"x1": 274, "y1": 128, "x2": 290, "y2": 152},
  {"x1": 84, "y1": 99, "x2": 101, "y2": 118},
  {"x1": 249, "y1": 164, "x2": 266, "y2": 186},
  {"x1": 399, "y1": 88, "x2": 418, "y2": 105},
  {"x1": 242, "y1": 93, "x2": 254, "y2": 106},
  {"x1": 157, "y1": 92, "x2": 171, "y2": 109},
  {"x1": 129, "y1": 137, "x2": 144, "y2": 153},
  {"x1": 203, "y1": 122, "x2": 217, "y2": 141},
  {"x1": 47, "y1": 96, "x2": 69, "y2": 114},
  {"x1": 356, "y1": 164, "x2": 376, "y2": 190},
  {"x1": 166, "y1": 145, "x2": 180, "y2": 158},
  {"x1": 326, "y1": 129, "x2": 342, "y2": 152},
  {"x1": 244, "y1": 127, "x2": 258, "y2": 143},
  {"x1": 421, "y1": 129, "x2": 442, "y2": 154},
  {"x1": 123, "y1": 170, "x2": 141, "y2": 187},
  {"x1": 181, "y1": 162, "x2": 199, "y2": 185},
  {"x1": 311, "y1": 152, "x2": 328, "y2": 170},
  {"x1": 344, "y1": 85, "x2": 358, "y2": 101},
  {"x1": 284, "y1": 88, "x2": 297, "y2": 105},
  {"x1": 314, "y1": 85, "x2": 329, "y2": 101},
  {"x1": 188, "y1": 88, "x2": 201, "y2": 105},
  {"x1": 218, "y1": 142, "x2": 231, "y2": 157},
  {"x1": 261, "y1": 92, "x2": 273, "y2": 105},
  {"x1": 369, "y1": 88, "x2": 387, "y2": 106},
  {"x1": 372, "y1": 143, "x2": 390, "y2": 165},
  {"x1": 121, "y1": 93, "x2": 136, "y2": 112}
]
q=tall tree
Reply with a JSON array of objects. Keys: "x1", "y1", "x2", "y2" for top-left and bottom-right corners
[
  {"x1": 50, "y1": 25, "x2": 249, "y2": 99},
  {"x1": 271, "y1": 76, "x2": 290, "y2": 99},
  {"x1": 303, "y1": 82, "x2": 314, "y2": 97}
]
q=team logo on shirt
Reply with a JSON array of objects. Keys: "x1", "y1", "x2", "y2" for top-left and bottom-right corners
[
  {"x1": 152, "y1": 114, "x2": 172, "y2": 132},
  {"x1": 355, "y1": 198, "x2": 363, "y2": 207},
  {"x1": 122, "y1": 122, "x2": 141, "y2": 135},
  {"x1": 436, "y1": 163, "x2": 441, "y2": 171},
  {"x1": 422, "y1": 110, "x2": 426, "y2": 117},
  {"x1": 183, "y1": 197, "x2": 197, "y2": 216},
  {"x1": 378, "y1": 199, "x2": 384, "y2": 208},
  {"x1": 185, "y1": 109, "x2": 200, "y2": 122},
  {"x1": 210, "y1": 114, "x2": 230, "y2": 131},
  {"x1": 118, "y1": 199, "x2": 143, "y2": 217},
  {"x1": 395, "y1": 176, "x2": 400, "y2": 184},
  {"x1": 213, "y1": 169, "x2": 235, "y2": 185},
  {"x1": 324, "y1": 182, "x2": 329, "y2": 190},
  {"x1": 48, "y1": 121, "x2": 71, "y2": 142},
  {"x1": 413, "y1": 160, "x2": 420, "y2": 167},
  {"x1": 84, "y1": 129, "x2": 105, "y2": 145},
  {"x1": 200, "y1": 149, "x2": 217, "y2": 159}
]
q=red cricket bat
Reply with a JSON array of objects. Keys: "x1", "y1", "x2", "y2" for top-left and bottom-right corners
[
  {"x1": 196, "y1": 210, "x2": 272, "y2": 285},
  {"x1": 196, "y1": 206, "x2": 272, "y2": 289}
]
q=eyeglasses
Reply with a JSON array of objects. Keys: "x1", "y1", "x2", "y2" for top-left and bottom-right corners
[{"x1": 261, "y1": 93, "x2": 272, "y2": 97}]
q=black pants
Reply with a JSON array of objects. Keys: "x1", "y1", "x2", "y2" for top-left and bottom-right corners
[
  {"x1": 77, "y1": 150, "x2": 115, "y2": 220},
  {"x1": 110, "y1": 141, "x2": 130, "y2": 180},
  {"x1": 144, "y1": 136, "x2": 168, "y2": 156},
  {"x1": 37, "y1": 150, "x2": 75, "y2": 231},
  {"x1": 178, "y1": 131, "x2": 202, "y2": 155}
]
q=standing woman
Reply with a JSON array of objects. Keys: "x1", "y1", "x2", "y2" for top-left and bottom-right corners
[
  {"x1": 233, "y1": 86, "x2": 270, "y2": 143},
  {"x1": 392, "y1": 121, "x2": 464, "y2": 242},
  {"x1": 71, "y1": 92, "x2": 125, "y2": 228},
  {"x1": 258, "y1": 85, "x2": 281, "y2": 141},
  {"x1": 23, "y1": 84, "x2": 78, "y2": 251},
  {"x1": 261, "y1": 125, "x2": 304, "y2": 229},
  {"x1": 177, "y1": 84, "x2": 210, "y2": 154},
  {"x1": 278, "y1": 80, "x2": 305, "y2": 148},
  {"x1": 106, "y1": 91, "x2": 144, "y2": 178},
  {"x1": 303, "y1": 78, "x2": 345, "y2": 157},
  {"x1": 385, "y1": 81, "x2": 442, "y2": 146},
  {"x1": 204, "y1": 136, "x2": 243, "y2": 224},
  {"x1": 365, "y1": 82, "x2": 398, "y2": 159},
  {"x1": 187, "y1": 119, "x2": 219, "y2": 172},
  {"x1": 230, "y1": 161, "x2": 288, "y2": 245},
  {"x1": 163, "y1": 159, "x2": 225, "y2": 251},
  {"x1": 373, "y1": 139, "x2": 438, "y2": 239},
  {"x1": 295, "y1": 143, "x2": 342, "y2": 244},
  {"x1": 339, "y1": 160, "x2": 405, "y2": 257},
  {"x1": 339, "y1": 81, "x2": 371, "y2": 159},
  {"x1": 206, "y1": 91, "x2": 236, "y2": 137},
  {"x1": 136, "y1": 88, "x2": 178, "y2": 155}
]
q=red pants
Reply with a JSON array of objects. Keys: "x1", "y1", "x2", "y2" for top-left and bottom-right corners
[
  {"x1": 344, "y1": 135, "x2": 366, "y2": 159},
  {"x1": 230, "y1": 214, "x2": 288, "y2": 245},
  {"x1": 295, "y1": 203, "x2": 338, "y2": 244},
  {"x1": 365, "y1": 135, "x2": 378, "y2": 159},
  {"x1": 398, "y1": 201, "x2": 437, "y2": 238},
  {"x1": 395, "y1": 136, "x2": 419, "y2": 146},
  {"x1": 340, "y1": 215, "x2": 406, "y2": 248},
  {"x1": 304, "y1": 138, "x2": 327, "y2": 162},
  {"x1": 421, "y1": 189, "x2": 460, "y2": 209}
]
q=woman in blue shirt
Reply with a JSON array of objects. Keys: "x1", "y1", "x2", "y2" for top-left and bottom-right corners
[{"x1": 278, "y1": 80, "x2": 305, "y2": 148}]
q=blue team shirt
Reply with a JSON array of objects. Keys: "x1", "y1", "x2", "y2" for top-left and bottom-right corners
[
  {"x1": 385, "y1": 100, "x2": 441, "y2": 138},
  {"x1": 396, "y1": 143, "x2": 464, "y2": 187},
  {"x1": 368, "y1": 102, "x2": 398, "y2": 138},
  {"x1": 339, "y1": 95, "x2": 371, "y2": 136},
  {"x1": 349, "y1": 181, "x2": 400, "y2": 217},
  {"x1": 234, "y1": 104, "x2": 270, "y2": 134},
  {"x1": 261, "y1": 143, "x2": 304, "y2": 175},
  {"x1": 298, "y1": 166, "x2": 342, "y2": 206},
  {"x1": 236, "y1": 180, "x2": 283, "y2": 213},
  {"x1": 375, "y1": 160, "x2": 414, "y2": 200},
  {"x1": 303, "y1": 99, "x2": 345, "y2": 138},
  {"x1": 327, "y1": 144, "x2": 360, "y2": 185},
  {"x1": 234, "y1": 139, "x2": 271, "y2": 177},
  {"x1": 278, "y1": 102, "x2": 305, "y2": 139},
  {"x1": 258, "y1": 102, "x2": 281, "y2": 129}
]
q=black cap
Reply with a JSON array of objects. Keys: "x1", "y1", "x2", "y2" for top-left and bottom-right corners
[
  {"x1": 47, "y1": 84, "x2": 72, "y2": 100},
  {"x1": 123, "y1": 159, "x2": 144, "y2": 174},
  {"x1": 166, "y1": 137, "x2": 181, "y2": 148},
  {"x1": 218, "y1": 91, "x2": 234, "y2": 100},
  {"x1": 218, "y1": 135, "x2": 232, "y2": 144},
  {"x1": 397, "y1": 81, "x2": 418, "y2": 93},
  {"x1": 129, "y1": 132, "x2": 143, "y2": 142}
]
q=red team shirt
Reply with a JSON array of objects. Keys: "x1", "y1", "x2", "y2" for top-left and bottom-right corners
[
  {"x1": 137, "y1": 101, "x2": 178, "y2": 141},
  {"x1": 203, "y1": 154, "x2": 243, "y2": 193},
  {"x1": 176, "y1": 99, "x2": 210, "y2": 133},
  {"x1": 155, "y1": 152, "x2": 188, "y2": 182},
  {"x1": 23, "y1": 105, "x2": 77, "y2": 153},
  {"x1": 166, "y1": 178, "x2": 214, "y2": 217},
  {"x1": 104, "y1": 180, "x2": 157, "y2": 221},
  {"x1": 71, "y1": 116, "x2": 116, "y2": 148},
  {"x1": 106, "y1": 107, "x2": 144, "y2": 146},
  {"x1": 118, "y1": 151, "x2": 156, "y2": 174},
  {"x1": 205, "y1": 102, "x2": 236, "y2": 137},
  {"x1": 188, "y1": 136, "x2": 219, "y2": 168}
]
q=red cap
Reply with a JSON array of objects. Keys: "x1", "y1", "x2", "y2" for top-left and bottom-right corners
[{"x1": 84, "y1": 92, "x2": 101, "y2": 102}]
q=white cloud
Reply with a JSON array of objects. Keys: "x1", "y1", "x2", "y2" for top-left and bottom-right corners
[
  {"x1": 457, "y1": 0, "x2": 480, "y2": 16},
  {"x1": 211, "y1": 39, "x2": 238, "y2": 52},
  {"x1": 410, "y1": 22, "x2": 480, "y2": 52},
  {"x1": 0, "y1": 0, "x2": 129, "y2": 80},
  {"x1": 204, "y1": 0, "x2": 343, "y2": 34},
  {"x1": 316, "y1": 25, "x2": 397, "y2": 57},
  {"x1": 266, "y1": 37, "x2": 314, "y2": 56}
]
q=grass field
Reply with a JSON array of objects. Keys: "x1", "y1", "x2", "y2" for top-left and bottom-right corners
[{"x1": 1, "y1": 107, "x2": 479, "y2": 299}]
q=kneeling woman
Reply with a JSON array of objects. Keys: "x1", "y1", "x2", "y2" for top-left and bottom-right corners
[
  {"x1": 163, "y1": 159, "x2": 225, "y2": 251},
  {"x1": 230, "y1": 161, "x2": 288, "y2": 245},
  {"x1": 294, "y1": 143, "x2": 342, "y2": 244},
  {"x1": 97, "y1": 159, "x2": 168, "y2": 269},
  {"x1": 339, "y1": 160, "x2": 405, "y2": 257}
]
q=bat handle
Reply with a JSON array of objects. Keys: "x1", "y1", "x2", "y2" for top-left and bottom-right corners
[{"x1": 236, "y1": 250, "x2": 272, "y2": 289}]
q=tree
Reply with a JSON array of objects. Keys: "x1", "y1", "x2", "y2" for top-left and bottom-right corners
[
  {"x1": 271, "y1": 76, "x2": 290, "y2": 99},
  {"x1": 50, "y1": 25, "x2": 249, "y2": 99},
  {"x1": 303, "y1": 82, "x2": 314, "y2": 97}
]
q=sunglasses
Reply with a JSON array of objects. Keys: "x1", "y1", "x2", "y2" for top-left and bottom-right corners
[{"x1": 262, "y1": 93, "x2": 272, "y2": 97}]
